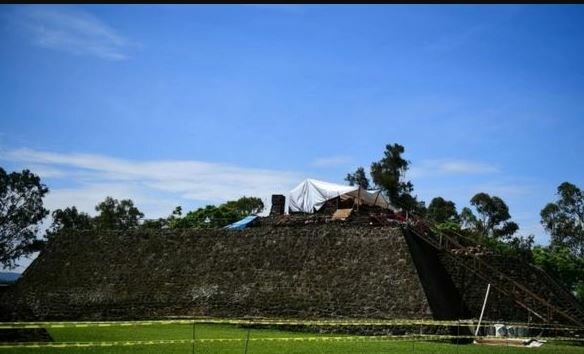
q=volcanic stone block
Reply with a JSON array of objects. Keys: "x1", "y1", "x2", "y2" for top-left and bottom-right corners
[
  {"x1": 270, "y1": 195, "x2": 286, "y2": 216},
  {"x1": 2, "y1": 225, "x2": 432, "y2": 321}
]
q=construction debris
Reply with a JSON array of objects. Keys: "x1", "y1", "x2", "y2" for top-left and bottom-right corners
[
  {"x1": 474, "y1": 337, "x2": 545, "y2": 348},
  {"x1": 331, "y1": 208, "x2": 353, "y2": 221}
]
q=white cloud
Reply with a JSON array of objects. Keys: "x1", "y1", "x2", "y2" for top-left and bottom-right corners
[
  {"x1": 23, "y1": 164, "x2": 68, "y2": 178},
  {"x1": 311, "y1": 155, "x2": 353, "y2": 168},
  {"x1": 43, "y1": 183, "x2": 179, "y2": 219},
  {"x1": 410, "y1": 159, "x2": 499, "y2": 179},
  {"x1": 15, "y1": 5, "x2": 133, "y2": 61},
  {"x1": 1, "y1": 148, "x2": 302, "y2": 218}
]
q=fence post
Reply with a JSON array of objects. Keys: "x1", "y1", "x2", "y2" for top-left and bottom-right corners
[
  {"x1": 244, "y1": 327, "x2": 251, "y2": 354},
  {"x1": 191, "y1": 321, "x2": 196, "y2": 354},
  {"x1": 475, "y1": 283, "x2": 491, "y2": 336},
  {"x1": 456, "y1": 320, "x2": 460, "y2": 354}
]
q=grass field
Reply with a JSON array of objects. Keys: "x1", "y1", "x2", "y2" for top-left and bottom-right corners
[{"x1": 1, "y1": 324, "x2": 583, "y2": 353}]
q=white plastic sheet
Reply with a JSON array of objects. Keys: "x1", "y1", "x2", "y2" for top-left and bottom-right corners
[{"x1": 288, "y1": 178, "x2": 398, "y2": 213}]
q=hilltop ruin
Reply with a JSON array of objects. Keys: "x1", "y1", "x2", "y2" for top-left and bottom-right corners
[{"x1": 3, "y1": 216, "x2": 584, "y2": 327}]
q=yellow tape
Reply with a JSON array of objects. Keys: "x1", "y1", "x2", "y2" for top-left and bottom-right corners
[
  {"x1": 1, "y1": 334, "x2": 583, "y2": 349},
  {"x1": 0, "y1": 335, "x2": 476, "y2": 349},
  {"x1": 0, "y1": 318, "x2": 582, "y2": 331}
]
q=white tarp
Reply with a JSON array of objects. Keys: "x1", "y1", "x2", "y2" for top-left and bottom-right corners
[{"x1": 288, "y1": 178, "x2": 399, "y2": 213}]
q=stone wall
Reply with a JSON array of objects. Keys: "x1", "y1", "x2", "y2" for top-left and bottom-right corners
[
  {"x1": 437, "y1": 253, "x2": 584, "y2": 324},
  {"x1": 402, "y1": 231, "x2": 471, "y2": 320},
  {"x1": 438, "y1": 254, "x2": 523, "y2": 322},
  {"x1": 269, "y1": 195, "x2": 285, "y2": 216},
  {"x1": 4, "y1": 225, "x2": 432, "y2": 321}
]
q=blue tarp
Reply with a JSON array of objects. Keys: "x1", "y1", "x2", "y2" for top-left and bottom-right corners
[{"x1": 225, "y1": 215, "x2": 258, "y2": 230}]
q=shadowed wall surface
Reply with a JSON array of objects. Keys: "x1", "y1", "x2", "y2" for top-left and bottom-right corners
[{"x1": 3, "y1": 225, "x2": 433, "y2": 320}]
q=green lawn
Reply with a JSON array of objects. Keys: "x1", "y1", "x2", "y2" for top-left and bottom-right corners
[{"x1": 1, "y1": 324, "x2": 583, "y2": 353}]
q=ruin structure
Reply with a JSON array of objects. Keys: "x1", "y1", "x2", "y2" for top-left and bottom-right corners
[{"x1": 2, "y1": 220, "x2": 584, "y2": 327}]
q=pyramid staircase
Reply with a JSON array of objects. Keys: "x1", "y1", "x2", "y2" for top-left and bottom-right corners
[{"x1": 405, "y1": 220, "x2": 584, "y2": 327}]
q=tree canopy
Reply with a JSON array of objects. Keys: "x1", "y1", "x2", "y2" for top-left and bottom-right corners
[
  {"x1": 172, "y1": 205, "x2": 240, "y2": 229},
  {"x1": 460, "y1": 192, "x2": 519, "y2": 240},
  {"x1": 222, "y1": 196, "x2": 264, "y2": 217},
  {"x1": 46, "y1": 206, "x2": 93, "y2": 238},
  {"x1": 427, "y1": 197, "x2": 459, "y2": 224},
  {"x1": 46, "y1": 197, "x2": 145, "y2": 236},
  {"x1": 0, "y1": 168, "x2": 49, "y2": 268},
  {"x1": 94, "y1": 197, "x2": 144, "y2": 230},
  {"x1": 369, "y1": 143, "x2": 422, "y2": 212},
  {"x1": 345, "y1": 167, "x2": 370, "y2": 190},
  {"x1": 46, "y1": 196, "x2": 263, "y2": 234},
  {"x1": 171, "y1": 196, "x2": 264, "y2": 229},
  {"x1": 370, "y1": 144, "x2": 411, "y2": 202},
  {"x1": 533, "y1": 245, "x2": 584, "y2": 302},
  {"x1": 541, "y1": 182, "x2": 584, "y2": 258}
]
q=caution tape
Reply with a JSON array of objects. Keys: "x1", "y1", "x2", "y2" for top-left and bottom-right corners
[
  {"x1": 1, "y1": 318, "x2": 583, "y2": 331},
  {"x1": 2, "y1": 335, "x2": 584, "y2": 349},
  {"x1": 0, "y1": 335, "x2": 477, "y2": 349},
  {"x1": 1, "y1": 333, "x2": 583, "y2": 349},
  {"x1": 537, "y1": 336, "x2": 584, "y2": 342},
  {"x1": 0, "y1": 319, "x2": 452, "y2": 329}
]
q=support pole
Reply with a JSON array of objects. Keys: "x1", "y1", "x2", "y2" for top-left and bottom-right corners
[
  {"x1": 191, "y1": 321, "x2": 196, "y2": 354},
  {"x1": 475, "y1": 283, "x2": 491, "y2": 336},
  {"x1": 373, "y1": 190, "x2": 379, "y2": 205},
  {"x1": 244, "y1": 328, "x2": 251, "y2": 354}
]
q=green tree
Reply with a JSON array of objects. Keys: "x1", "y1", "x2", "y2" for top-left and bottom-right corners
[
  {"x1": 171, "y1": 206, "x2": 182, "y2": 217},
  {"x1": 94, "y1": 197, "x2": 144, "y2": 230},
  {"x1": 370, "y1": 143, "x2": 420, "y2": 212},
  {"x1": 140, "y1": 218, "x2": 168, "y2": 229},
  {"x1": 164, "y1": 206, "x2": 183, "y2": 229},
  {"x1": 460, "y1": 207, "x2": 478, "y2": 230},
  {"x1": 172, "y1": 196, "x2": 264, "y2": 229},
  {"x1": 533, "y1": 246, "x2": 584, "y2": 302},
  {"x1": 223, "y1": 196, "x2": 264, "y2": 216},
  {"x1": 427, "y1": 197, "x2": 459, "y2": 224},
  {"x1": 541, "y1": 182, "x2": 584, "y2": 257},
  {"x1": 460, "y1": 195, "x2": 532, "y2": 259},
  {"x1": 46, "y1": 207, "x2": 93, "y2": 238},
  {"x1": 461, "y1": 192, "x2": 519, "y2": 240},
  {"x1": 345, "y1": 167, "x2": 370, "y2": 189},
  {"x1": 0, "y1": 168, "x2": 49, "y2": 268},
  {"x1": 173, "y1": 205, "x2": 240, "y2": 229}
]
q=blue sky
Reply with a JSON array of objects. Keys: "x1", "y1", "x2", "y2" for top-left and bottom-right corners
[{"x1": 1, "y1": 5, "x2": 584, "y2": 269}]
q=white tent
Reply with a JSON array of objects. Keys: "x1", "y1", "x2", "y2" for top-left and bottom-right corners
[{"x1": 288, "y1": 178, "x2": 399, "y2": 213}]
